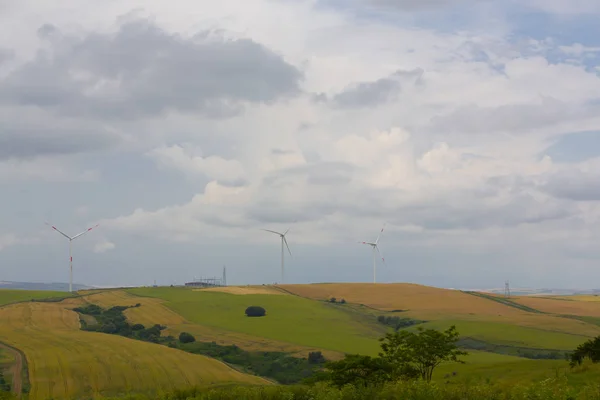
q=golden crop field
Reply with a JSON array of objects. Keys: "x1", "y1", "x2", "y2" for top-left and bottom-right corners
[
  {"x1": 280, "y1": 283, "x2": 529, "y2": 316},
  {"x1": 0, "y1": 300, "x2": 268, "y2": 400},
  {"x1": 86, "y1": 290, "x2": 342, "y2": 360},
  {"x1": 512, "y1": 296, "x2": 600, "y2": 317}
]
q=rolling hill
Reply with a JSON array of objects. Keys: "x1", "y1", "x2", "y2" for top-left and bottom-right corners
[
  {"x1": 0, "y1": 297, "x2": 268, "y2": 400},
  {"x1": 2, "y1": 282, "x2": 600, "y2": 398}
]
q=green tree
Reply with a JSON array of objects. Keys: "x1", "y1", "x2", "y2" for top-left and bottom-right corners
[
  {"x1": 179, "y1": 332, "x2": 196, "y2": 344},
  {"x1": 379, "y1": 325, "x2": 466, "y2": 382},
  {"x1": 319, "y1": 354, "x2": 394, "y2": 388},
  {"x1": 245, "y1": 306, "x2": 266, "y2": 317},
  {"x1": 570, "y1": 336, "x2": 600, "y2": 367}
]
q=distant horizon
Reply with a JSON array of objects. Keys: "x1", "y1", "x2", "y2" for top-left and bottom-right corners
[{"x1": 2, "y1": 280, "x2": 599, "y2": 295}]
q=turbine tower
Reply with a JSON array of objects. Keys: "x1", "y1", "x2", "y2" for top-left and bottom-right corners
[
  {"x1": 359, "y1": 225, "x2": 386, "y2": 284},
  {"x1": 262, "y1": 228, "x2": 292, "y2": 284},
  {"x1": 46, "y1": 222, "x2": 99, "y2": 293}
]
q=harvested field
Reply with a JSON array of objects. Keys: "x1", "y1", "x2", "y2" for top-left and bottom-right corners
[
  {"x1": 279, "y1": 283, "x2": 529, "y2": 316},
  {"x1": 513, "y1": 296, "x2": 600, "y2": 317}
]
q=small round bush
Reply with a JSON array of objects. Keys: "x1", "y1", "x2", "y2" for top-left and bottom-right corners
[
  {"x1": 179, "y1": 332, "x2": 196, "y2": 343},
  {"x1": 245, "y1": 306, "x2": 266, "y2": 317}
]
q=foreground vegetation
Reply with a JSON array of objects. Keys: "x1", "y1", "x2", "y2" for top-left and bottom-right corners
[{"x1": 0, "y1": 380, "x2": 594, "y2": 400}]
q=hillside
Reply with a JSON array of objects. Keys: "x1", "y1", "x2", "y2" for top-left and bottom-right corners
[
  {"x1": 0, "y1": 297, "x2": 268, "y2": 400},
  {"x1": 127, "y1": 286, "x2": 384, "y2": 355},
  {"x1": 2, "y1": 283, "x2": 600, "y2": 398}
]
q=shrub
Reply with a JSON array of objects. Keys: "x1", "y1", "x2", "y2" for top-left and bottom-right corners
[
  {"x1": 179, "y1": 332, "x2": 196, "y2": 343},
  {"x1": 308, "y1": 351, "x2": 326, "y2": 364},
  {"x1": 329, "y1": 297, "x2": 336, "y2": 303},
  {"x1": 340, "y1": 299, "x2": 346, "y2": 304},
  {"x1": 131, "y1": 323, "x2": 145, "y2": 331},
  {"x1": 245, "y1": 306, "x2": 266, "y2": 317}
]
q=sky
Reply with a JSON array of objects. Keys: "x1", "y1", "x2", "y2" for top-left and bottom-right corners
[{"x1": 1, "y1": 0, "x2": 600, "y2": 289}]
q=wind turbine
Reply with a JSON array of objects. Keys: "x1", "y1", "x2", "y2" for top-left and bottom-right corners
[
  {"x1": 46, "y1": 222, "x2": 99, "y2": 293},
  {"x1": 262, "y1": 228, "x2": 292, "y2": 284},
  {"x1": 359, "y1": 225, "x2": 386, "y2": 284}
]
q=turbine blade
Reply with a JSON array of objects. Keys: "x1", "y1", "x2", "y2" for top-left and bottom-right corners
[
  {"x1": 283, "y1": 236, "x2": 292, "y2": 257},
  {"x1": 375, "y1": 223, "x2": 386, "y2": 244},
  {"x1": 283, "y1": 227, "x2": 291, "y2": 236},
  {"x1": 72, "y1": 224, "x2": 99, "y2": 240},
  {"x1": 262, "y1": 229, "x2": 284, "y2": 236},
  {"x1": 45, "y1": 222, "x2": 71, "y2": 240},
  {"x1": 376, "y1": 245, "x2": 385, "y2": 264}
]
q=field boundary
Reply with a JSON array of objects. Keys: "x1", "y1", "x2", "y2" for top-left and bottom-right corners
[
  {"x1": 462, "y1": 291, "x2": 545, "y2": 314},
  {"x1": 0, "y1": 340, "x2": 29, "y2": 396}
]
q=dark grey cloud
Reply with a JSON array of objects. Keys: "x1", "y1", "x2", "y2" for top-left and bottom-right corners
[
  {"x1": 0, "y1": 48, "x2": 14, "y2": 64},
  {"x1": 0, "y1": 18, "x2": 302, "y2": 120},
  {"x1": 330, "y1": 68, "x2": 423, "y2": 109},
  {"x1": 0, "y1": 108, "x2": 122, "y2": 160},
  {"x1": 542, "y1": 170, "x2": 600, "y2": 201}
]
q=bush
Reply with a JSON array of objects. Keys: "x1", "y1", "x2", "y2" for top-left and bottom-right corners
[
  {"x1": 131, "y1": 323, "x2": 145, "y2": 331},
  {"x1": 245, "y1": 306, "x2": 266, "y2": 317},
  {"x1": 329, "y1": 297, "x2": 336, "y2": 303},
  {"x1": 179, "y1": 332, "x2": 196, "y2": 343},
  {"x1": 308, "y1": 351, "x2": 326, "y2": 364},
  {"x1": 340, "y1": 299, "x2": 346, "y2": 304}
]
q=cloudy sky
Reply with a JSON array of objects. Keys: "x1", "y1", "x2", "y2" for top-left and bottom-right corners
[{"x1": 1, "y1": 0, "x2": 600, "y2": 289}]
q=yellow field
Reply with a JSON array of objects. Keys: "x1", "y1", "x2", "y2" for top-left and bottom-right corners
[
  {"x1": 280, "y1": 283, "x2": 530, "y2": 316},
  {"x1": 564, "y1": 295, "x2": 600, "y2": 302},
  {"x1": 85, "y1": 290, "x2": 343, "y2": 360},
  {"x1": 0, "y1": 300, "x2": 268, "y2": 400},
  {"x1": 513, "y1": 296, "x2": 600, "y2": 317}
]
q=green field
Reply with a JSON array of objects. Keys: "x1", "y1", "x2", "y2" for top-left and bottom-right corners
[
  {"x1": 0, "y1": 289, "x2": 71, "y2": 306},
  {"x1": 128, "y1": 287, "x2": 383, "y2": 355},
  {"x1": 418, "y1": 320, "x2": 589, "y2": 350}
]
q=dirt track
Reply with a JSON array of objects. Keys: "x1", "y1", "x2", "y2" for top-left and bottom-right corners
[{"x1": 0, "y1": 342, "x2": 23, "y2": 395}]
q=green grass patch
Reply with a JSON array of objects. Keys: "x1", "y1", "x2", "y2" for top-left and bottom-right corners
[
  {"x1": 0, "y1": 289, "x2": 72, "y2": 307},
  {"x1": 414, "y1": 320, "x2": 588, "y2": 350},
  {"x1": 127, "y1": 287, "x2": 382, "y2": 355}
]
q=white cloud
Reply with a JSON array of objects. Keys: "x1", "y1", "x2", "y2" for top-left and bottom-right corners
[
  {"x1": 93, "y1": 239, "x2": 115, "y2": 253},
  {"x1": 0, "y1": 233, "x2": 19, "y2": 251},
  {"x1": 1, "y1": 0, "x2": 600, "y2": 286}
]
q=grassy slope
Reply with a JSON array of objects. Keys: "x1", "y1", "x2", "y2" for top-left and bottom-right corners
[
  {"x1": 0, "y1": 298, "x2": 268, "y2": 400},
  {"x1": 128, "y1": 287, "x2": 383, "y2": 355},
  {"x1": 87, "y1": 290, "x2": 345, "y2": 359},
  {"x1": 0, "y1": 290, "x2": 72, "y2": 306},
  {"x1": 435, "y1": 353, "x2": 600, "y2": 386},
  {"x1": 121, "y1": 285, "x2": 600, "y2": 387},
  {"x1": 419, "y1": 320, "x2": 587, "y2": 350}
]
